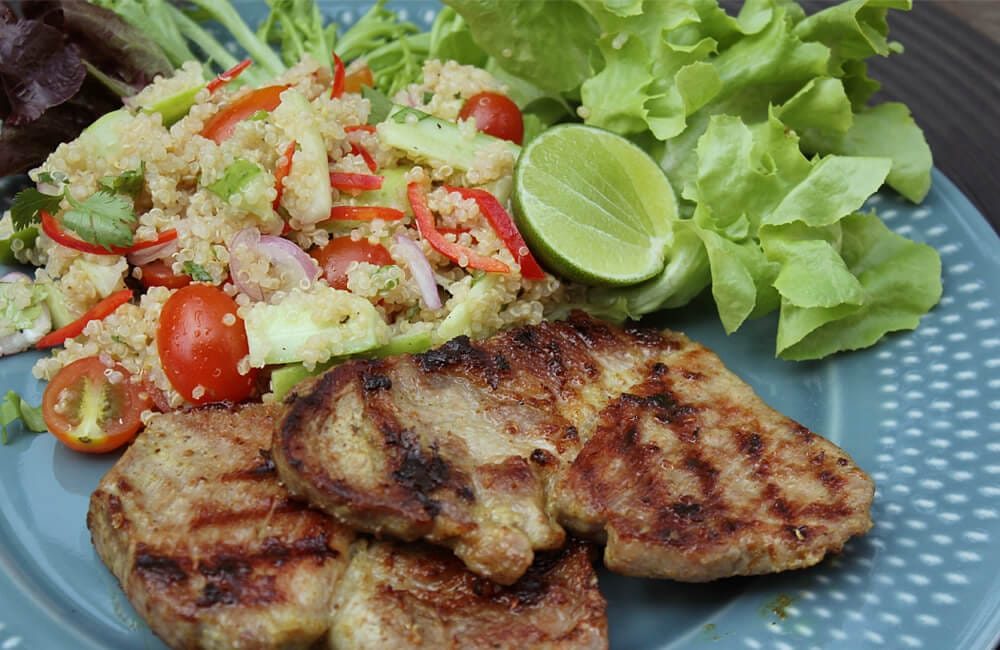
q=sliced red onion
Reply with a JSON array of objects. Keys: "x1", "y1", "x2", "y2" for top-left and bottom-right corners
[
  {"x1": 229, "y1": 228, "x2": 320, "y2": 301},
  {"x1": 0, "y1": 271, "x2": 31, "y2": 283},
  {"x1": 395, "y1": 233, "x2": 441, "y2": 310},
  {"x1": 127, "y1": 238, "x2": 179, "y2": 267}
]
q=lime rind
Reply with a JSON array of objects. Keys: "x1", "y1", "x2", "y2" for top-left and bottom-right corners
[{"x1": 513, "y1": 124, "x2": 677, "y2": 287}]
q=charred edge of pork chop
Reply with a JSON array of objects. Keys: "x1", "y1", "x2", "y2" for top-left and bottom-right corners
[
  {"x1": 329, "y1": 539, "x2": 608, "y2": 650},
  {"x1": 554, "y1": 341, "x2": 875, "y2": 582},
  {"x1": 87, "y1": 403, "x2": 355, "y2": 650}
]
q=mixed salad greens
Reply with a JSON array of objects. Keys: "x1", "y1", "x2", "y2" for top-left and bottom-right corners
[{"x1": 1, "y1": 0, "x2": 940, "y2": 378}]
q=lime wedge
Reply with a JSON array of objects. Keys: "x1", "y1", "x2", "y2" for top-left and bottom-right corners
[{"x1": 512, "y1": 124, "x2": 677, "y2": 286}]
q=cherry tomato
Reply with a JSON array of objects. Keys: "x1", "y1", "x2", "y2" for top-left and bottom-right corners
[
  {"x1": 343, "y1": 65, "x2": 374, "y2": 94},
  {"x1": 42, "y1": 357, "x2": 151, "y2": 453},
  {"x1": 138, "y1": 259, "x2": 191, "y2": 290},
  {"x1": 157, "y1": 284, "x2": 257, "y2": 405},
  {"x1": 310, "y1": 237, "x2": 394, "y2": 290},
  {"x1": 458, "y1": 92, "x2": 524, "y2": 144},
  {"x1": 201, "y1": 85, "x2": 289, "y2": 144}
]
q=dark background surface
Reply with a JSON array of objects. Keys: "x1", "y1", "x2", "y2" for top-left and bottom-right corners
[{"x1": 866, "y1": 0, "x2": 1000, "y2": 233}]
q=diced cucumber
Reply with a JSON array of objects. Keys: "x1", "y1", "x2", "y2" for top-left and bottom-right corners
[
  {"x1": 243, "y1": 286, "x2": 389, "y2": 366},
  {"x1": 377, "y1": 104, "x2": 521, "y2": 172},
  {"x1": 270, "y1": 90, "x2": 332, "y2": 225}
]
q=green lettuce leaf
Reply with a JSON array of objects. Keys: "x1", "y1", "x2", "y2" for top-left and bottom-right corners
[
  {"x1": 775, "y1": 211, "x2": 942, "y2": 359},
  {"x1": 442, "y1": 0, "x2": 939, "y2": 359}
]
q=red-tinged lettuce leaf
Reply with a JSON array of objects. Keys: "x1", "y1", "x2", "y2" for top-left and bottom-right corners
[
  {"x1": 0, "y1": 12, "x2": 86, "y2": 126},
  {"x1": 0, "y1": 0, "x2": 171, "y2": 176},
  {"x1": 43, "y1": 0, "x2": 173, "y2": 93},
  {"x1": 0, "y1": 77, "x2": 121, "y2": 177}
]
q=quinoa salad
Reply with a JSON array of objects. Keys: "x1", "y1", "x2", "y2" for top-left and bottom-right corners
[
  {"x1": 0, "y1": 0, "x2": 940, "y2": 453},
  {"x1": 2, "y1": 55, "x2": 568, "y2": 420}
]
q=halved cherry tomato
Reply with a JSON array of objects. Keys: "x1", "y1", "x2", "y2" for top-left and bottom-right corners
[
  {"x1": 458, "y1": 91, "x2": 524, "y2": 144},
  {"x1": 201, "y1": 85, "x2": 289, "y2": 144},
  {"x1": 157, "y1": 284, "x2": 257, "y2": 405},
  {"x1": 310, "y1": 236, "x2": 394, "y2": 290},
  {"x1": 42, "y1": 356, "x2": 151, "y2": 453},
  {"x1": 343, "y1": 64, "x2": 374, "y2": 94},
  {"x1": 138, "y1": 259, "x2": 190, "y2": 290},
  {"x1": 36, "y1": 289, "x2": 133, "y2": 349}
]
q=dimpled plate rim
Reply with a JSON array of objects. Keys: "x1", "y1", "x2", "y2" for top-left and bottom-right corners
[{"x1": 2, "y1": 3, "x2": 1000, "y2": 648}]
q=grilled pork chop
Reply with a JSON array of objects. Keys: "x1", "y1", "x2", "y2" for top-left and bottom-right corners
[
  {"x1": 275, "y1": 312, "x2": 874, "y2": 585},
  {"x1": 89, "y1": 403, "x2": 608, "y2": 650},
  {"x1": 88, "y1": 403, "x2": 353, "y2": 649},
  {"x1": 329, "y1": 539, "x2": 606, "y2": 649}
]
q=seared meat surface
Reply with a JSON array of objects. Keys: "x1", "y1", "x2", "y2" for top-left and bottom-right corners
[
  {"x1": 329, "y1": 539, "x2": 606, "y2": 649},
  {"x1": 89, "y1": 402, "x2": 608, "y2": 650},
  {"x1": 88, "y1": 403, "x2": 354, "y2": 650},
  {"x1": 275, "y1": 312, "x2": 874, "y2": 585}
]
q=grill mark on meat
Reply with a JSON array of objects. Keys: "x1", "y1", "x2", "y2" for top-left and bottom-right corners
[
  {"x1": 737, "y1": 431, "x2": 764, "y2": 458},
  {"x1": 530, "y1": 448, "x2": 555, "y2": 466},
  {"x1": 416, "y1": 336, "x2": 509, "y2": 389},
  {"x1": 468, "y1": 546, "x2": 567, "y2": 611},
  {"x1": 363, "y1": 382, "x2": 476, "y2": 515},
  {"x1": 380, "y1": 422, "x2": 450, "y2": 516},
  {"x1": 362, "y1": 371, "x2": 392, "y2": 392},
  {"x1": 194, "y1": 530, "x2": 341, "y2": 608},
  {"x1": 136, "y1": 545, "x2": 190, "y2": 585},
  {"x1": 190, "y1": 496, "x2": 307, "y2": 529}
]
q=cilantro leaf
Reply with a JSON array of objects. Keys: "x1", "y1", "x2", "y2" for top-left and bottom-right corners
[
  {"x1": 183, "y1": 261, "x2": 212, "y2": 282},
  {"x1": 1, "y1": 391, "x2": 45, "y2": 445},
  {"x1": 62, "y1": 190, "x2": 137, "y2": 251},
  {"x1": 10, "y1": 188, "x2": 62, "y2": 231},
  {"x1": 98, "y1": 162, "x2": 145, "y2": 197}
]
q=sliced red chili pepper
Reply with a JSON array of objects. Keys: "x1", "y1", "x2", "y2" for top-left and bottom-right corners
[
  {"x1": 349, "y1": 143, "x2": 378, "y2": 172},
  {"x1": 406, "y1": 183, "x2": 510, "y2": 274},
  {"x1": 206, "y1": 58, "x2": 253, "y2": 94},
  {"x1": 330, "y1": 172, "x2": 384, "y2": 193},
  {"x1": 443, "y1": 186, "x2": 546, "y2": 280},
  {"x1": 126, "y1": 229, "x2": 179, "y2": 253},
  {"x1": 345, "y1": 125, "x2": 376, "y2": 134},
  {"x1": 36, "y1": 289, "x2": 133, "y2": 349},
  {"x1": 274, "y1": 139, "x2": 297, "y2": 210},
  {"x1": 328, "y1": 206, "x2": 405, "y2": 221},
  {"x1": 330, "y1": 53, "x2": 346, "y2": 99},
  {"x1": 41, "y1": 210, "x2": 177, "y2": 256}
]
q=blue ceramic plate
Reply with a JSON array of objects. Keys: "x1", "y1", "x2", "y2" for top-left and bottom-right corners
[{"x1": 2, "y1": 3, "x2": 1000, "y2": 649}]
